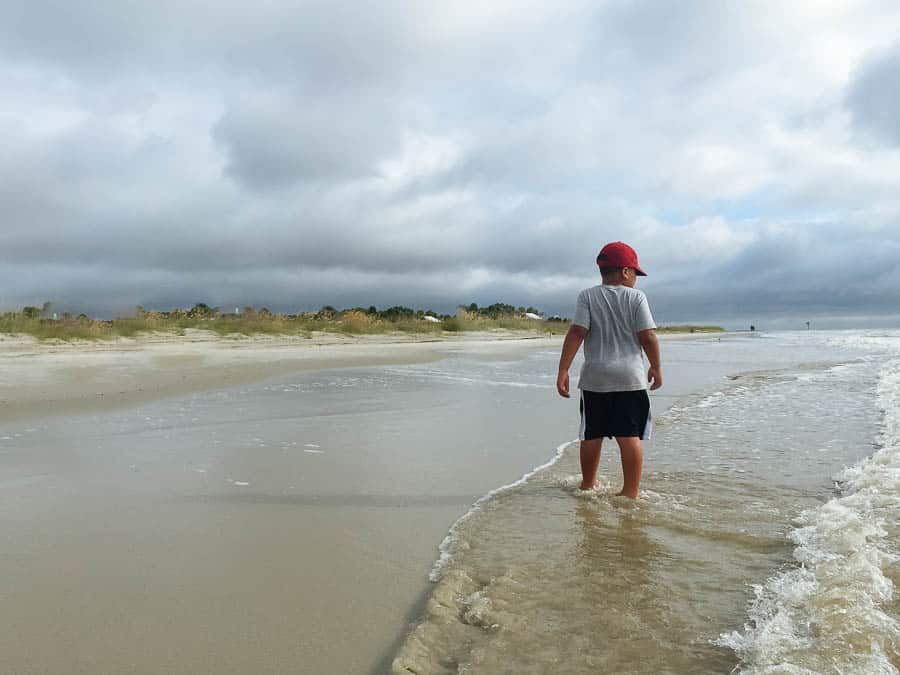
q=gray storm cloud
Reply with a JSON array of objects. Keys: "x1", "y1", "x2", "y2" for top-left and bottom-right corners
[
  {"x1": 847, "y1": 45, "x2": 900, "y2": 146},
  {"x1": 1, "y1": 1, "x2": 900, "y2": 326}
]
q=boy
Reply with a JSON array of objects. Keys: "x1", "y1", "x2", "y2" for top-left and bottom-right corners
[{"x1": 556, "y1": 241, "x2": 662, "y2": 499}]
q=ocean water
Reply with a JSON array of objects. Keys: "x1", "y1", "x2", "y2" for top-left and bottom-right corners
[
  {"x1": 392, "y1": 331, "x2": 900, "y2": 674},
  {"x1": 1, "y1": 332, "x2": 897, "y2": 674}
]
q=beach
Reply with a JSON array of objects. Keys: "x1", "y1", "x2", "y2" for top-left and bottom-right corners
[
  {"x1": 1, "y1": 330, "x2": 563, "y2": 674},
  {"x1": 6, "y1": 2, "x2": 898, "y2": 673},
  {"x1": 0, "y1": 330, "x2": 555, "y2": 424},
  {"x1": 1, "y1": 330, "x2": 897, "y2": 673}
]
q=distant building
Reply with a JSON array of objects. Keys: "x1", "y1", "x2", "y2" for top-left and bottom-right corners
[
  {"x1": 524, "y1": 312, "x2": 543, "y2": 320},
  {"x1": 423, "y1": 315, "x2": 441, "y2": 323}
]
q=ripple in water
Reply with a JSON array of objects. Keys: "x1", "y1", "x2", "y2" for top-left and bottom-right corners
[{"x1": 392, "y1": 336, "x2": 900, "y2": 674}]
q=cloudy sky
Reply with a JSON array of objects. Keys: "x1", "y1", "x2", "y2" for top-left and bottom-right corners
[{"x1": 2, "y1": 1, "x2": 900, "y2": 327}]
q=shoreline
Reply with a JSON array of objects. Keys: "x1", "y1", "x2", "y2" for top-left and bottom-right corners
[
  {"x1": 0, "y1": 329, "x2": 728, "y2": 425},
  {"x1": 0, "y1": 328, "x2": 774, "y2": 674},
  {"x1": 0, "y1": 329, "x2": 561, "y2": 424},
  {"x1": 0, "y1": 328, "x2": 571, "y2": 674}
]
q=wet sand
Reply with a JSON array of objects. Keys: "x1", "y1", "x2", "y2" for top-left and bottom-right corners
[
  {"x1": 0, "y1": 329, "x2": 556, "y2": 424},
  {"x1": 1, "y1": 329, "x2": 732, "y2": 674},
  {"x1": 1, "y1": 330, "x2": 568, "y2": 674}
]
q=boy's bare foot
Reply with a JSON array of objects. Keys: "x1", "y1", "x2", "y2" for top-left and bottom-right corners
[
  {"x1": 579, "y1": 481, "x2": 598, "y2": 491},
  {"x1": 614, "y1": 490, "x2": 638, "y2": 499}
]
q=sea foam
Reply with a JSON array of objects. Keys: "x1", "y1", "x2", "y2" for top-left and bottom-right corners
[{"x1": 717, "y1": 356, "x2": 900, "y2": 673}]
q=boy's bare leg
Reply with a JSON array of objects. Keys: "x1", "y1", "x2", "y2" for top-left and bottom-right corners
[
  {"x1": 579, "y1": 439, "x2": 602, "y2": 490},
  {"x1": 614, "y1": 436, "x2": 643, "y2": 499}
]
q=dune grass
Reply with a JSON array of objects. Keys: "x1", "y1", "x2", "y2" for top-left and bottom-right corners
[
  {"x1": 2, "y1": 304, "x2": 721, "y2": 342},
  {"x1": 0, "y1": 304, "x2": 562, "y2": 342},
  {"x1": 441, "y1": 310, "x2": 548, "y2": 332}
]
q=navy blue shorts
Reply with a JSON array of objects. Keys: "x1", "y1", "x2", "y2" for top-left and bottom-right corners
[{"x1": 579, "y1": 389, "x2": 651, "y2": 441}]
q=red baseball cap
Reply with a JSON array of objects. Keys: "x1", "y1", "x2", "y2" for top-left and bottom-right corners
[{"x1": 596, "y1": 241, "x2": 647, "y2": 276}]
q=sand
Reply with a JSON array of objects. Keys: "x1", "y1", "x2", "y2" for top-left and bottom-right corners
[
  {"x1": 1, "y1": 328, "x2": 733, "y2": 674},
  {"x1": 0, "y1": 329, "x2": 559, "y2": 424},
  {"x1": 0, "y1": 329, "x2": 569, "y2": 675}
]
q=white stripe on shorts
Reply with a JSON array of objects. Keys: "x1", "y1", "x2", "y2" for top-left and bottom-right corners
[
  {"x1": 642, "y1": 397, "x2": 653, "y2": 440},
  {"x1": 578, "y1": 389, "x2": 586, "y2": 441}
]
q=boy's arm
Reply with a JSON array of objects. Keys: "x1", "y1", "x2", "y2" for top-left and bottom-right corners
[
  {"x1": 638, "y1": 328, "x2": 662, "y2": 390},
  {"x1": 557, "y1": 324, "x2": 588, "y2": 398}
]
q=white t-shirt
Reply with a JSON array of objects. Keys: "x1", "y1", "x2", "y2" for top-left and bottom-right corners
[{"x1": 571, "y1": 284, "x2": 656, "y2": 392}]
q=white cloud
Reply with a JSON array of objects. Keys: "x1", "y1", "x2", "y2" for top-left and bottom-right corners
[{"x1": 1, "y1": 1, "x2": 900, "y2": 324}]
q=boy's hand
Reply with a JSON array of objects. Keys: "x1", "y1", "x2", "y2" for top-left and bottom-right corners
[
  {"x1": 557, "y1": 370, "x2": 570, "y2": 398},
  {"x1": 648, "y1": 366, "x2": 663, "y2": 390}
]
